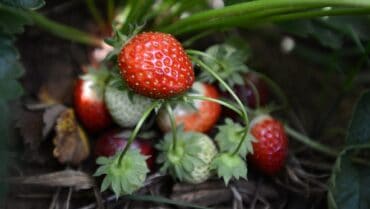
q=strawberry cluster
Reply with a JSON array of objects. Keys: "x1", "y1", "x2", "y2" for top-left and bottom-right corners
[{"x1": 72, "y1": 32, "x2": 288, "y2": 197}]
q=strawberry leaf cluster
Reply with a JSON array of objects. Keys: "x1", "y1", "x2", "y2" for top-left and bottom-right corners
[{"x1": 199, "y1": 40, "x2": 250, "y2": 90}]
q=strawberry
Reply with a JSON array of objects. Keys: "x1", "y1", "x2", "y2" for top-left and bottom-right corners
[
  {"x1": 94, "y1": 129, "x2": 155, "y2": 171},
  {"x1": 249, "y1": 115, "x2": 288, "y2": 175},
  {"x1": 104, "y1": 82, "x2": 153, "y2": 127},
  {"x1": 234, "y1": 72, "x2": 270, "y2": 109},
  {"x1": 157, "y1": 129, "x2": 217, "y2": 184},
  {"x1": 157, "y1": 82, "x2": 221, "y2": 133},
  {"x1": 118, "y1": 32, "x2": 195, "y2": 99},
  {"x1": 74, "y1": 68, "x2": 112, "y2": 133}
]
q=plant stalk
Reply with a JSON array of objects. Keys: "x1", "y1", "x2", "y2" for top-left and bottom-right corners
[
  {"x1": 165, "y1": 103, "x2": 178, "y2": 152},
  {"x1": 28, "y1": 11, "x2": 101, "y2": 47},
  {"x1": 186, "y1": 94, "x2": 243, "y2": 117},
  {"x1": 285, "y1": 125, "x2": 370, "y2": 165},
  {"x1": 160, "y1": 0, "x2": 370, "y2": 35},
  {"x1": 189, "y1": 54, "x2": 250, "y2": 156},
  {"x1": 284, "y1": 125, "x2": 339, "y2": 157},
  {"x1": 118, "y1": 101, "x2": 160, "y2": 164},
  {"x1": 86, "y1": 0, "x2": 107, "y2": 30}
]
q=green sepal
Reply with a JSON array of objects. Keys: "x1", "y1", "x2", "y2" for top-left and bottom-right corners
[
  {"x1": 94, "y1": 149, "x2": 149, "y2": 197},
  {"x1": 215, "y1": 118, "x2": 254, "y2": 158},
  {"x1": 156, "y1": 128, "x2": 217, "y2": 183},
  {"x1": 211, "y1": 152, "x2": 247, "y2": 185},
  {"x1": 104, "y1": 23, "x2": 144, "y2": 62},
  {"x1": 79, "y1": 65, "x2": 111, "y2": 97},
  {"x1": 199, "y1": 41, "x2": 250, "y2": 91}
]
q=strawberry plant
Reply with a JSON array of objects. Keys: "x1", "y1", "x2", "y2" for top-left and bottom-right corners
[{"x1": 2, "y1": 0, "x2": 370, "y2": 208}]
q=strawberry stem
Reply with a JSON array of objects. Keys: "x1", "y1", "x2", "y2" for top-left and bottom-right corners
[
  {"x1": 257, "y1": 72, "x2": 289, "y2": 111},
  {"x1": 118, "y1": 101, "x2": 161, "y2": 164},
  {"x1": 188, "y1": 52, "x2": 249, "y2": 124},
  {"x1": 107, "y1": 0, "x2": 115, "y2": 25},
  {"x1": 27, "y1": 11, "x2": 101, "y2": 47},
  {"x1": 284, "y1": 125, "x2": 339, "y2": 157},
  {"x1": 189, "y1": 54, "x2": 250, "y2": 156},
  {"x1": 186, "y1": 94, "x2": 243, "y2": 117},
  {"x1": 86, "y1": 0, "x2": 108, "y2": 32},
  {"x1": 165, "y1": 103, "x2": 178, "y2": 152}
]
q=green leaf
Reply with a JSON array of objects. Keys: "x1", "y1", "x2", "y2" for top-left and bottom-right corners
[
  {"x1": 0, "y1": 5, "x2": 32, "y2": 35},
  {"x1": 346, "y1": 90, "x2": 370, "y2": 146},
  {"x1": 280, "y1": 17, "x2": 370, "y2": 50},
  {"x1": 0, "y1": 35, "x2": 24, "y2": 100},
  {"x1": 328, "y1": 145, "x2": 370, "y2": 209},
  {"x1": 0, "y1": 0, "x2": 44, "y2": 9},
  {"x1": 224, "y1": 0, "x2": 254, "y2": 6},
  {"x1": 199, "y1": 41, "x2": 250, "y2": 90},
  {"x1": 0, "y1": 100, "x2": 9, "y2": 201}
]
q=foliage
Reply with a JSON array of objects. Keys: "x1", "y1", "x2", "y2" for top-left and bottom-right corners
[
  {"x1": 0, "y1": 0, "x2": 44, "y2": 201},
  {"x1": 280, "y1": 16, "x2": 370, "y2": 75},
  {"x1": 328, "y1": 91, "x2": 370, "y2": 209}
]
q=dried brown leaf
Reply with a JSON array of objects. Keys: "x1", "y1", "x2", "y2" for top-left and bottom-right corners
[
  {"x1": 42, "y1": 104, "x2": 67, "y2": 138},
  {"x1": 6, "y1": 170, "x2": 94, "y2": 190},
  {"x1": 53, "y1": 109, "x2": 90, "y2": 165},
  {"x1": 171, "y1": 188, "x2": 232, "y2": 206}
]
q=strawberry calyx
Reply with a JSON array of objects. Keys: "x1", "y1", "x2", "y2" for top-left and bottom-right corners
[
  {"x1": 215, "y1": 118, "x2": 254, "y2": 157},
  {"x1": 211, "y1": 152, "x2": 247, "y2": 185},
  {"x1": 94, "y1": 149, "x2": 149, "y2": 197},
  {"x1": 80, "y1": 65, "x2": 111, "y2": 97},
  {"x1": 94, "y1": 101, "x2": 160, "y2": 197},
  {"x1": 104, "y1": 25, "x2": 145, "y2": 61}
]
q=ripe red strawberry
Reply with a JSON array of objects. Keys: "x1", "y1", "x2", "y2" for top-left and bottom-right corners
[
  {"x1": 249, "y1": 115, "x2": 288, "y2": 175},
  {"x1": 94, "y1": 129, "x2": 155, "y2": 171},
  {"x1": 157, "y1": 82, "x2": 221, "y2": 133},
  {"x1": 74, "y1": 69, "x2": 112, "y2": 133},
  {"x1": 234, "y1": 72, "x2": 270, "y2": 109},
  {"x1": 118, "y1": 32, "x2": 195, "y2": 99}
]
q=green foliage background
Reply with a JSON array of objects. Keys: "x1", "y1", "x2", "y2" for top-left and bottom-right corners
[{"x1": 0, "y1": 0, "x2": 44, "y2": 202}]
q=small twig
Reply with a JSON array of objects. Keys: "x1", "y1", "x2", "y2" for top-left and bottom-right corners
[
  {"x1": 249, "y1": 178, "x2": 262, "y2": 209},
  {"x1": 65, "y1": 187, "x2": 73, "y2": 209},
  {"x1": 297, "y1": 159, "x2": 333, "y2": 171},
  {"x1": 257, "y1": 195, "x2": 271, "y2": 209},
  {"x1": 49, "y1": 188, "x2": 61, "y2": 209},
  {"x1": 93, "y1": 186, "x2": 104, "y2": 209},
  {"x1": 230, "y1": 186, "x2": 243, "y2": 209}
]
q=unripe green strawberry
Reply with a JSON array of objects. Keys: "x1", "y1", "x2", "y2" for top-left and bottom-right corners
[
  {"x1": 104, "y1": 84, "x2": 153, "y2": 127},
  {"x1": 157, "y1": 129, "x2": 217, "y2": 184}
]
